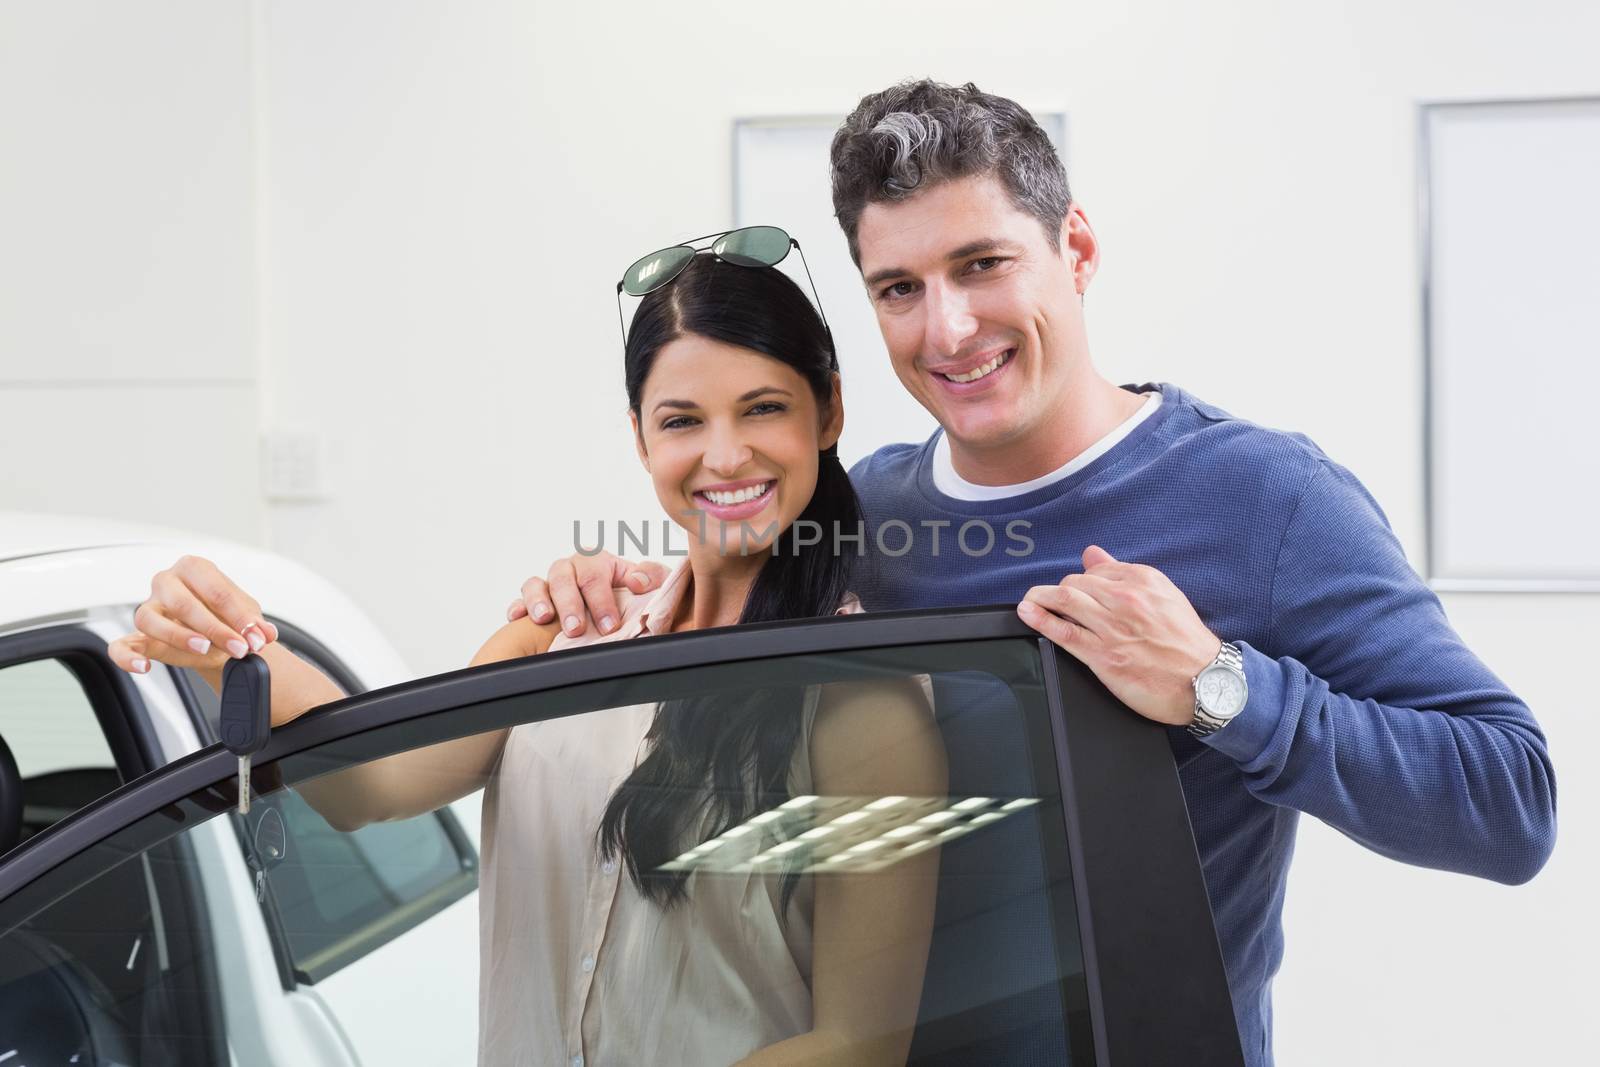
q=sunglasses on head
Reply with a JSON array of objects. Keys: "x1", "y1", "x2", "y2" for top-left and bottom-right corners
[{"x1": 616, "y1": 225, "x2": 835, "y2": 366}]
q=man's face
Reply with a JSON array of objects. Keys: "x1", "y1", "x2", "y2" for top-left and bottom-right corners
[{"x1": 856, "y1": 174, "x2": 1094, "y2": 455}]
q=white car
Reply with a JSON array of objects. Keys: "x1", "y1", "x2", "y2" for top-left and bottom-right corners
[
  {"x1": 0, "y1": 510, "x2": 1244, "y2": 1066},
  {"x1": 0, "y1": 512, "x2": 481, "y2": 1064}
]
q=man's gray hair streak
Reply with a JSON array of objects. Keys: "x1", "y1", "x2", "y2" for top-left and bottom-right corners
[{"x1": 830, "y1": 80, "x2": 1071, "y2": 266}]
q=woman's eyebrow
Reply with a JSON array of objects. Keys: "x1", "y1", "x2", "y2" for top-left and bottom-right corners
[{"x1": 652, "y1": 387, "x2": 793, "y2": 414}]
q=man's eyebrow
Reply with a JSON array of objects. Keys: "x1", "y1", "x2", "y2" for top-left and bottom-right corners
[
  {"x1": 651, "y1": 386, "x2": 792, "y2": 414},
  {"x1": 863, "y1": 238, "x2": 1022, "y2": 288},
  {"x1": 864, "y1": 264, "x2": 911, "y2": 288},
  {"x1": 947, "y1": 238, "x2": 1019, "y2": 260}
]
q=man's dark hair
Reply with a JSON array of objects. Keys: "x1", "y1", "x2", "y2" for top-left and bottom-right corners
[{"x1": 830, "y1": 79, "x2": 1072, "y2": 266}]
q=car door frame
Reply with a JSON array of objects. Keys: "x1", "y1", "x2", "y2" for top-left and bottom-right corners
[{"x1": 0, "y1": 606, "x2": 1244, "y2": 1066}]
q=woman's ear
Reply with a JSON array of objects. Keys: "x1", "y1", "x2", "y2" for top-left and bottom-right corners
[
  {"x1": 820, "y1": 372, "x2": 845, "y2": 452},
  {"x1": 630, "y1": 409, "x2": 650, "y2": 471}
]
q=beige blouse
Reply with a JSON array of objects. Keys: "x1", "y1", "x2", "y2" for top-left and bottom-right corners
[{"x1": 478, "y1": 561, "x2": 864, "y2": 1067}]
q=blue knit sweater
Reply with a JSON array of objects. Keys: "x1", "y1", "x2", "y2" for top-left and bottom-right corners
[{"x1": 847, "y1": 383, "x2": 1557, "y2": 1065}]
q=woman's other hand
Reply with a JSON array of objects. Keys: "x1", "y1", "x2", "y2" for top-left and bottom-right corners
[
  {"x1": 108, "y1": 555, "x2": 278, "y2": 675},
  {"x1": 507, "y1": 552, "x2": 668, "y2": 638}
]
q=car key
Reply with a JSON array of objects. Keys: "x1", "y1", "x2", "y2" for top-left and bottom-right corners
[{"x1": 220, "y1": 653, "x2": 272, "y2": 815}]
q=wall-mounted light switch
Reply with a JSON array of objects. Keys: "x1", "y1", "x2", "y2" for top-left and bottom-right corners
[{"x1": 261, "y1": 430, "x2": 328, "y2": 502}]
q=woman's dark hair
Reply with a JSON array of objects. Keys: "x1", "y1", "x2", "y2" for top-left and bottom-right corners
[{"x1": 599, "y1": 253, "x2": 862, "y2": 908}]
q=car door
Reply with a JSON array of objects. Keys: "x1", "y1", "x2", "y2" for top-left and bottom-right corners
[{"x1": 0, "y1": 607, "x2": 1243, "y2": 1066}]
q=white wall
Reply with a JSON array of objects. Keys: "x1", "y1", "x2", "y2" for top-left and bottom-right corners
[
  {"x1": 4, "y1": 1, "x2": 1596, "y2": 1063},
  {"x1": 0, "y1": 0, "x2": 262, "y2": 540}
]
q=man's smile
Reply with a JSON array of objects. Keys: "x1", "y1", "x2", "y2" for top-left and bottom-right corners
[{"x1": 930, "y1": 348, "x2": 1016, "y2": 394}]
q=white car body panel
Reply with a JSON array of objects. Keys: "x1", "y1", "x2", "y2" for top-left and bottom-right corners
[{"x1": 0, "y1": 523, "x2": 411, "y2": 693}]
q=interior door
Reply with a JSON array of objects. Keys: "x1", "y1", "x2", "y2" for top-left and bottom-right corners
[{"x1": 0, "y1": 607, "x2": 1242, "y2": 1066}]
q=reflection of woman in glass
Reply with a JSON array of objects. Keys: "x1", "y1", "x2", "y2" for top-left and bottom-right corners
[{"x1": 109, "y1": 233, "x2": 946, "y2": 1066}]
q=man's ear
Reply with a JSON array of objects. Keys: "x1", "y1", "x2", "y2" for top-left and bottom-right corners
[
  {"x1": 820, "y1": 373, "x2": 845, "y2": 452},
  {"x1": 630, "y1": 409, "x2": 650, "y2": 471},
  {"x1": 1059, "y1": 202, "x2": 1100, "y2": 295}
]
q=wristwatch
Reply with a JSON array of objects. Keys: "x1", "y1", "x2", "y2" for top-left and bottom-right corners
[{"x1": 1189, "y1": 642, "x2": 1248, "y2": 739}]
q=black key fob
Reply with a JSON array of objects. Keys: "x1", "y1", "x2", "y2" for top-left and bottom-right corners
[{"x1": 220, "y1": 653, "x2": 272, "y2": 757}]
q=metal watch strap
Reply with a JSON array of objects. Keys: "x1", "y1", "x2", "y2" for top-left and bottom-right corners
[{"x1": 1188, "y1": 642, "x2": 1245, "y2": 739}]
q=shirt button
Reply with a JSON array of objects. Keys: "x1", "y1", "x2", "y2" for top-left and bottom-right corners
[
  {"x1": 601, "y1": 859, "x2": 618, "y2": 875},
  {"x1": 581, "y1": 954, "x2": 595, "y2": 973},
  {"x1": 571, "y1": 1056, "x2": 584, "y2": 1067}
]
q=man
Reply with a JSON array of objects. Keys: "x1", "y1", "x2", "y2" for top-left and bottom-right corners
[{"x1": 513, "y1": 80, "x2": 1555, "y2": 1064}]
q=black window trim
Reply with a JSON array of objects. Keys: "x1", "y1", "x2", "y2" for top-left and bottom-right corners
[
  {"x1": 0, "y1": 606, "x2": 1244, "y2": 1066},
  {"x1": 0, "y1": 623, "x2": 164, "y2": 778}
]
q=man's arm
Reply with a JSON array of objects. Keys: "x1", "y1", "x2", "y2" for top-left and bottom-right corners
[
  {"x1": 1199, "y1": 461, "x2": 1556, "y2": 884},
  {"x1": 1019, "y1": 461, "x2": 1556, "y2": 886}
]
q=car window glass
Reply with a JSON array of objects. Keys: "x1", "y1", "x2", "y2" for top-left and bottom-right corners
[
  {"x1": 264, "y1": 788, "x2": 469, "y2": 977},
  {"x1": 1, "y1": 637, "x2": 1092, "y2": 1066},
  {"x1": 0, "y1": 657, "x2": 121, "y2": 844},
  {"x1": 0, "y1": 829, "x2": 226, "y2": 1066}
]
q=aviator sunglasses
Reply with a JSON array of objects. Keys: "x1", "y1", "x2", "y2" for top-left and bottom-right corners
[{"x1": 616, "y1": 225, "x2": 835, "y2": 367}]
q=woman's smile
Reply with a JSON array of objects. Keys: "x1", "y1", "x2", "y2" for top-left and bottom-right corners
[{"x1": 692, "y1": 477, "x2": 778, "y2": 522}]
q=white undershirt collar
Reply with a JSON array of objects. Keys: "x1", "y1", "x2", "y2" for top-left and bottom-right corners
[{"x1": 931, "y1": 389, "x2": 1162, "y2": 501}]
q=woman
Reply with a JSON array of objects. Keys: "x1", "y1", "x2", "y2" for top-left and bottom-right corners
[{"x1": 109, "y1": 245, "x2": 946, "y2": 1066}]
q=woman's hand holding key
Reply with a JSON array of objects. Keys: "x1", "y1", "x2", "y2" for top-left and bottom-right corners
[
  {"x1": 108, "y1": 554, "x2": 354, "y2": 739},
  {"x1": 107, "y1": 555, "x2": 279, "y2": 679}
]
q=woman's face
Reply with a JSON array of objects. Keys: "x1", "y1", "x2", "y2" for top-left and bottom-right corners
[{"x1": 632, "y1": 333, "x2": 842, "y2": 559}]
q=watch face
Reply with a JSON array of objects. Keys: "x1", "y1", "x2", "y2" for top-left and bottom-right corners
[{"x1": 1197, "y1": 666, "x2": 1247, "y2": 718}]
